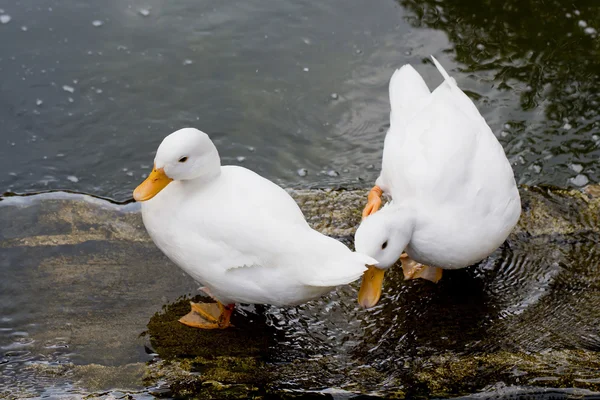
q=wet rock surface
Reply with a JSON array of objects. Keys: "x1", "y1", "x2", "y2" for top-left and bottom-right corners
[{"x1": 1, "y1": 186, "x2": 600, "y2": 399}]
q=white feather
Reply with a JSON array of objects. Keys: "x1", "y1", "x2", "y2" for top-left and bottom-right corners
[
  {"x1": 140, "y1": 131, "x2": 373, "y2": 306},
  {"x1": 362, "y1": 56, "x2": 521, "y2": 270}
]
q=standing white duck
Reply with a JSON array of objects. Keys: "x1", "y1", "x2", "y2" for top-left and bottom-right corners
[
  {"x1": 355, "y1": 56, "x2": 521, "y2": 308},
  {"x1": 133, "y1": 128, "x2": 376, "y2": 329}
]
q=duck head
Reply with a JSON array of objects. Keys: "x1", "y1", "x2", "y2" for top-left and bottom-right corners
[
  {"x1": 133, "y1": 128, "x2": 221, "y2": 201},
  {"x1": 354, "y1": 206, "x2": 414, "y2": 308}
]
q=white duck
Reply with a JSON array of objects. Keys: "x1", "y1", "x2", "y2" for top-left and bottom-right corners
[
  {"x1": 133, "y1": 128, "x2": 376, "y2": 329},
  {"x1": 355, "y1": 56, "x2": 521, "y2": 308}
]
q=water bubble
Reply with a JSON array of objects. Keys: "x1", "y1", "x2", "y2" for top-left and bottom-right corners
[
  {"x1": 183, "y1": 59, "x2": 193, "y2": 66},
  {"x1": 247, "y1": 146, "x2": 255, "y2": 152},
  {"x1": 67, "y1": 175, "x2": 79, "y2": 183},
  {"x1": 92, "y1": 20, "x2": 104, "y2": 27},
  {"x1": 570, "y1": 174, "x2": 589, "y2": 186},
  {"x1": 62, "y1": 85, "x2": 74, "y2": 93},
  {"x1": 20, "y1": 25, "x2": 27, "y2": 31},
  {"x1": 68, "y1": 97, "x2": 74, "y2": 103},
  {"x1": 574, "y1": 9, "x2": 581, "y2": 15},
  {"x1": 330, "y1": 93, "x2": 338, "y2": 100},
  {"x1": 303, "y1": 67, "x2": 309, "y2": 72},
  {"x1": 302, "y1": 37, "x2": 311, "y2": 45},
  {"x1": 297, "y1": 168, "x2": 308, "y2": 177},
  {"x1": 126, "y1": 171, "x2": 133, "y2": 176},
  {"x1": 36, "y1": 99, "x2": 43, "y2": 106},
  {"x1": 95, "y1": 88, "x2": 103, "y2": 94},
  {"x1": 565, "y1": 12, "x2": 572, "y2": 18},
  {"x1": 236, "y1": 156, "x2": 246, "y2": 162},
  {"x1": 327, "y1": 170, "x2": 339, "y2": 177},
  {"x1": 138, "y1": 8, "x2": 150, "y2": 17},
  {"x1": 0, "y1": 14, "x2": 11, "y2": 24},
  {"x1": 366, "y1": 164, "x2": 374, "y2": 170},
  {"x1": 476, "y1": 43, "x2": 485, "y2": 50},
  {"x1": 584, "y1": 27, "x2": 597, "y2": 35},
  {"x1": 563, "y1": 123, "x2": 572, "y2": 130},
  {"x1": 578, "y1": 20, "x2": 587, "y2": 28}
]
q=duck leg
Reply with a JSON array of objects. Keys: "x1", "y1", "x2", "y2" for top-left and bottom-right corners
[
  {"x1": 400, "y1": 253, "x2": 443, "y2": 283},
  {"x1": 179, "y1": 301, "x2": 235, "y2": 329},
  {"x1": 362, "y1": 186, "x2": 383, "y2": 219}
]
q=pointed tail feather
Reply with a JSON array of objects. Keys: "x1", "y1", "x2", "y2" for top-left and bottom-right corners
[{"x1": 430, "y1": 55, "x2": 457, "y2": 86}]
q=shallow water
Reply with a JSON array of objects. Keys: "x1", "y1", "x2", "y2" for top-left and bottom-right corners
[
  {"x1": 1, "y1": 0, "x2": 599, "y2": 201},
  {"x1": 1, "y1": 191, "x2": 600, "y2": 398}
]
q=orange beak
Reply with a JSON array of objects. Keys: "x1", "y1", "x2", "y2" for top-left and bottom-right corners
[
  {"x1": 133, "y1": 165, "x2": 173, "y2": 201},
  {"x1": 357, "y1": 265, "x2": 385, "y2": 308}
]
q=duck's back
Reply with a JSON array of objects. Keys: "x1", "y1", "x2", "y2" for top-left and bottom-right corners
[{"x1": 379, "y1": 58, "x2": 520, "y2": 266}]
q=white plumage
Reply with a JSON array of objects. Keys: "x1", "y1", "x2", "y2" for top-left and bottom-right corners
[
  {"x1": 355, "y1": 56, "x2": 521, "y2": 272},
  {"x1": 138, "y1": 128, "x2": 375, "y2": 307}
]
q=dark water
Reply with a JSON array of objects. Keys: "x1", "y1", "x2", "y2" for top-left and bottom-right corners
[{"x1": 1, "y1": 0, "x2": 599, "y2": 201}]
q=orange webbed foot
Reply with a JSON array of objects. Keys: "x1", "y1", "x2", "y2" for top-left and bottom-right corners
[
  {"x1": 400, "y1": 254, "x2": 443, "y2": 283},
  {"x1": 178, "y1": 301, "x2": 235, "y2": 329},
  {"x1": 362, "y1": 186, "x2": 383, "y2": 220}
]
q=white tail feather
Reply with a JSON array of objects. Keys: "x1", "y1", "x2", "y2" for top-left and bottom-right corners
[
  {"x1": 388, "y1": 64, "x2": 431, "y2": 128},
  {"x1": 301, "y1": 252, "x2": 376, "y2": 287},
  {"x1": 430, "y1": 55, "x2": 456, "y2": 85}
]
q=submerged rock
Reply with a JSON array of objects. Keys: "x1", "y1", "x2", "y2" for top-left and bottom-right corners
[{"x1": 1, "y1": 185, "x2": 600, "y2": 398}]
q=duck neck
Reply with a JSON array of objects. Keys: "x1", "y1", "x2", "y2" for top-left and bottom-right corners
[{"x1": 385, "y1": 203, "x2": 416, "y2": 242}]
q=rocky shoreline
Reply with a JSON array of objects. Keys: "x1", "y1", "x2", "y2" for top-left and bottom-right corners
[{"x1": 1, "y1": 185, "x2": 599, "y2": 399}]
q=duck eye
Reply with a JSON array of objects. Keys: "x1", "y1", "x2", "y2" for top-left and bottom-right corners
[
  {"x1": 178, "y1": 156, "x2": 188, "y2": 163},
  {"x1": 381, "y1": 241, "x2": 388, "y2": 250}
]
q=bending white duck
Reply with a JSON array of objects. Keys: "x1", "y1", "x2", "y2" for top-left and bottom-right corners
[
  {"x1": 355, "y1": 56, "x2": 521, "y2": 308},
  {"x1": 133, "y1": 128, "x2": 375, "y2": 329}
]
